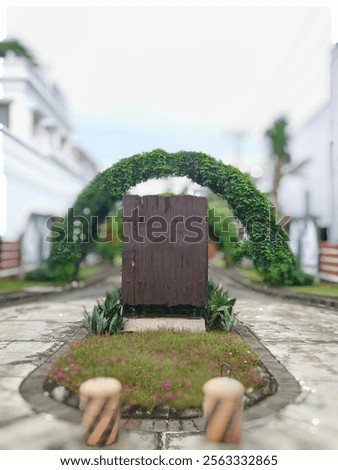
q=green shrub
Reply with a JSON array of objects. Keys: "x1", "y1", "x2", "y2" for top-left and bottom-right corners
[
  {"x1": 91, "y1": 207, "x2": 122, "y2": 262},
  {"x1": 84, "y1": 281, "x2": 236, "y2": 335},
  {"x1": 204, "y1": 281, "x2": 237, "y2": 332},
  {"x1": 25, "y1": 264, "x2": 51, "y2": 281},
  {"x1": 208, "y1": 197, "x2": 239, "y2": 265},
  {"x1": 83, "y1": 288, "x2": 124, "y2": 335}
]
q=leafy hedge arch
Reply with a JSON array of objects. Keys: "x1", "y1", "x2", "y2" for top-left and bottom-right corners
[{"x1": 47, "y1": 149, "x2": 312, "y2": 286}]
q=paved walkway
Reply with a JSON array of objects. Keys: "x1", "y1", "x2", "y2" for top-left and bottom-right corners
[{"x1": 0, "y1": 268, "x2": 337, "y2": 450}]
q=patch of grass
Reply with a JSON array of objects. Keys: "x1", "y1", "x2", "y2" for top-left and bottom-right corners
[
  {"x1": 288, "y1": 284, "x2": 338, "y2": 298},
  {"x1": 49, "y1": 330, "x2": 263, "y2": 411},
  {"x1": 78, "y1": 265, "x2": 107, "y2": 282},
  {"x1": 0, "y1": 279, "x2": 59, "y2": 294},
  {"x1": 235, "y1": 268, "x2": 264, "y2": 284},
  {"x1": 0, "y1": 264, "x2": 106, "y2": 294},
  {"x1": 236, "y1": 268, "x2": 338, "y2": 298}
]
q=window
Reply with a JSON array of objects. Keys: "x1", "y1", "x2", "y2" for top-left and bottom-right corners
[
  {"x1": 32, "y1": 110, "x2": 43, "y2": 136},
  {"x1": 0, "y1": 103, "x2": 10, "y2": 128},
  {"x1": 319, "y1": 227, "x2": 328, "y2": 241}
]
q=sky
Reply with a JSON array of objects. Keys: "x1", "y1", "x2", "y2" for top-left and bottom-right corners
[{"x1": 4, "y1": 4, "x2": 333, "y2": 174}]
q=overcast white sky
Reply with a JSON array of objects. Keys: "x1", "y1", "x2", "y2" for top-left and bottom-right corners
[{"x1": 4, "y1": 5, "x2": 332, "y2": 172}]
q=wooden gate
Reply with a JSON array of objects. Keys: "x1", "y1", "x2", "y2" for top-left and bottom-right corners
[{"x1": 121, "y1": 195, "x2": 208, "y2": 306}]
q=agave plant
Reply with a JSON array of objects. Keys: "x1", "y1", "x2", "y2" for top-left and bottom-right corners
[
  {"x1": 83, "y1": 288, "x2": 124, "y2": 335},
  {"x1": 204, "y1": 281, "x2": 237, "y2": 332}
]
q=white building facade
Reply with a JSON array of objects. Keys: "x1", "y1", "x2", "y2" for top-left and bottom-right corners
[
  {"x1": 278, "y1": 44, "x2": 338, "y2": 282},
  {"x1": 0, "y1": 53, "x2": 97, "y2": 275}
]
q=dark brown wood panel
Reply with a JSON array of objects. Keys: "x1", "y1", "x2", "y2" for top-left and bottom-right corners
[{"x1": 121, "y1": 195, "x2": 208, "y2": 307}]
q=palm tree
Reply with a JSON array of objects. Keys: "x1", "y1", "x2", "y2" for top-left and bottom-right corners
[
  {"x1": 265, "y1": 117, "x2": 291, "y2": 207},
  {"x1": 0, "y1": 39, "x2": 37, "y2": 65},
  {"x1": 265, "y1": 116, "x2": 308, "y2": 209}
]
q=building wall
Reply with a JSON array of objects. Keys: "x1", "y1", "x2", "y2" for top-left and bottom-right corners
[
  {"x1": 278, "y1": 104, "x2": 331, "y2": 229},
  {"x1": 2, "y1": 57, "x2": 69, "y2": 150},
  {"x1": 278, "y1": 44, "x2": 338, "y2": 243},
  {"x1": 330, "y1": 45, "x2": 338, "y2": 243},
  {"x1": 2, "y1": 128, "x2": 85, "y2": 239},
  {"x1": 276, "y1": 44, "x2": 338, "y2": 280},
  {"x1": 0, "y1": 54, "x2": 97, "y2": 274}
]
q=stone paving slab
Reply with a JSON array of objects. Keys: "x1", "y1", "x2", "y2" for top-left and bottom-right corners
[
  {"x1": 261, "y1": 341, "x2": 338, "y2": 381},
  {"x1": 0, "y1": 414, "x2": 82, "y2": 450},
  {"x1": 66, "y1": 299, "x2": 102, "y2": 309},
  {"x1": 0, "y1": 363, "x2": 36, "y2": 378},
  {"x1": 0, "y1": 341, "x2": 55, "y2": 365},
  {"x1": 233, "y1": 299, "x2": 338, "y2": 450},
  {"x1": 0, "y1": 377, "x2": 34, "y2": 424},
  {"x1": 241, "y1": 415, "x2": 338, "y2": 450},
  {"x1": 1, "y1": 302, "x2": 83, "y2": 322},
  {"x1": 282, "y1": 380, "x2": 338, "y2": 432},
  {"x1": 0, "y1": 321, "x2": 77, "y2": 342},
  {"x1": 105, "y1": 431, "x2": 161, "y2": 451},
  {"x1": 124, "y1": 317, "x2": 205, "y2": 332}
]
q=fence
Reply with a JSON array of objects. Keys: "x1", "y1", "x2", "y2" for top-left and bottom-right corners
[
  {"x1": 0, "y1": 240, "x2": 21, "y2": 271},
  {"x1": 319, "y1": 242, "x2": 338, "y2": 283}
]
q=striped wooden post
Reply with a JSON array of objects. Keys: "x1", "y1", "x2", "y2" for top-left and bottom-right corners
[
  {"x1": 319, "y1": 242, "x2": 338, "y2": 283},
  {"x1": 79, "y1": 377, "x2": 122, "y2": 447},
  {"x1": 203, "y1": 377, "x2": 244, "y2": 443}
]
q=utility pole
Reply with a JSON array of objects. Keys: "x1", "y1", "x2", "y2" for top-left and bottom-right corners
[{"x1": 223, "y1": 129, "x2": 247, "y2": 170}]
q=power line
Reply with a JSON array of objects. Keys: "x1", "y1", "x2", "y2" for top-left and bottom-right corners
[{"x1": 244, "y1": 9, "x2": 328, "y2": 130}]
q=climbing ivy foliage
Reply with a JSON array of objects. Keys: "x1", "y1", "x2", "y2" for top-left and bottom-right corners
[{"x1": 47, "y1": 149, "x2": 312, "y2": 286}]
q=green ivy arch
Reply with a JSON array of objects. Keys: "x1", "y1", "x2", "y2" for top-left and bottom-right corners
[{"x1": 47, "y1": 149, "x2": 312, "y2": 286}]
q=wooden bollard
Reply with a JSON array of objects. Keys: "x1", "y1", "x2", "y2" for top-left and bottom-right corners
[
  {"x1": 203, "y1": 377, "x2": 244, "y2": 443},
  {"x1": 79, "y1": 377, "x2": 122, "y2": 447}
]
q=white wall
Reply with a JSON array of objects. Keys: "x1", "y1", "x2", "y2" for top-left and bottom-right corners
[
  {"x1": 3, "y1": 128, "x2": 86, "y2": 240},
  {"x1": 330, "y1": 45, "x2": 338, "y2": 242},
  {"x1": 278, "y1": 104, "x2": 331, "y2": 228}
]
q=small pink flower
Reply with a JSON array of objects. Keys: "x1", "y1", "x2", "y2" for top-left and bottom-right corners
[
  {"x1": 123, "y1": 403, "x2": 132, "y2": 410},
  {"x1": 186, "y1": 379, "x2": 192, "y2": 388},
  {"x1": 154, "y1": 365, "x2": 161, "y2": 371},
  {"x1": 56, "y1": 372, "x2": 64, "y2": 379},
  {"x1": 165, "y1": 391, "x2": 173, "y2": 399},
  {"x1": 183, "y1": 393, "x2": 190, "y2": 401},
  {"x1": 160, "y1": 380, "x2": 171, "y2": 389},
  {"x1": 253, "y1": 376, "x2": 262, "y2": 383},
  {"x1": 101, "y1": 359, "x2": 109, "y2": 366}
]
